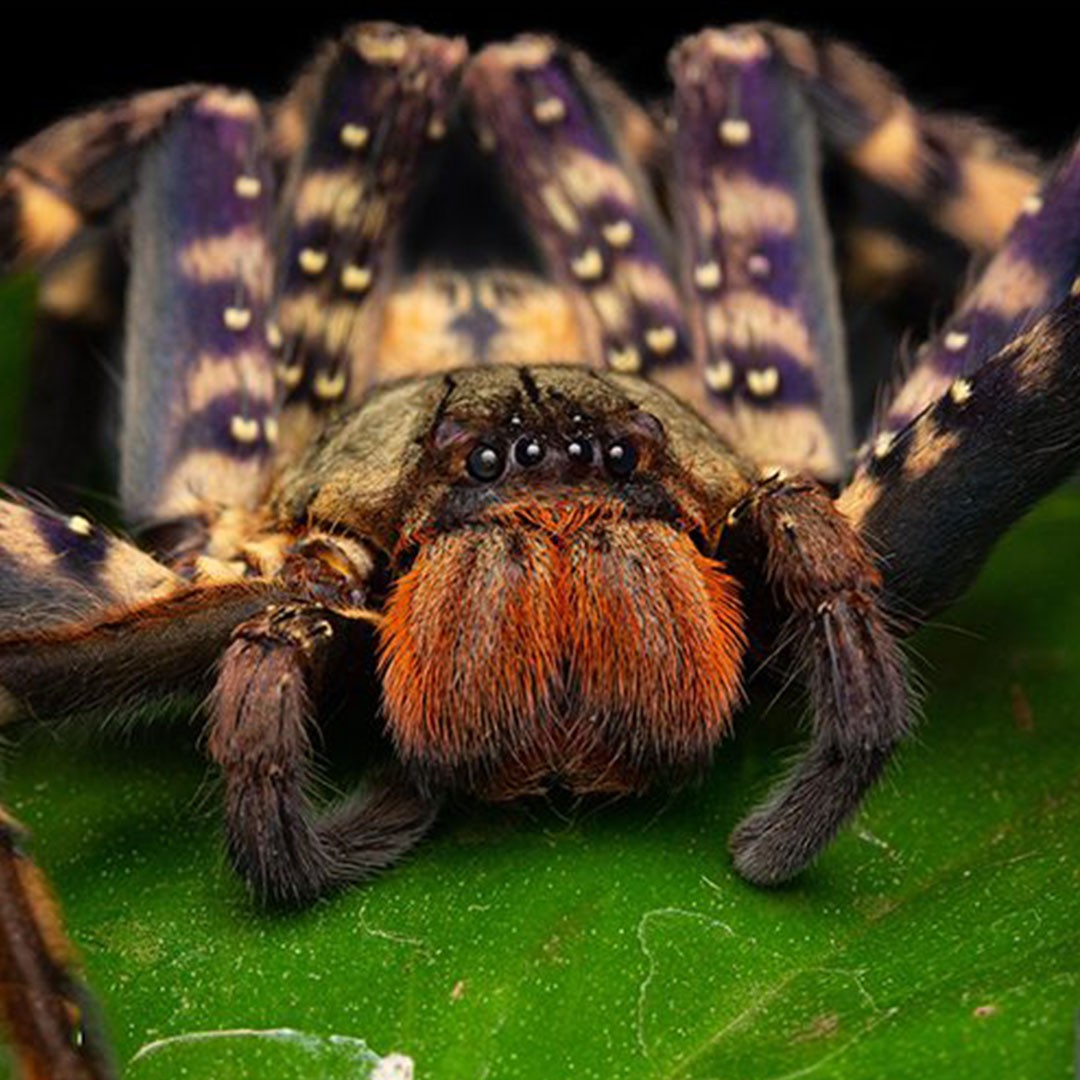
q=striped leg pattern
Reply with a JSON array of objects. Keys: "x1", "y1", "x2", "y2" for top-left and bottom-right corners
[
  {"x1": 762, "y1": 23, "x2": 1042, "y2": 255},
  {"x1": 665, "y1": 26, "x2": 853, "y2": 482},
  {"x1": 122, "y1": 89, "x2": 279, "y2": 540},
  {"x1": 0, "y1": 808, "x2": 112, "y2": 1080},
  {"x1": 0, "y1": 497, "x2": 273, "y2": 1080},
  {"x1": 270, "y1": 23, "x2": 467, "y2": 439},
  {"x1": 0, "y1": 89, "x2": 284, "y2": 1079},
  {"x1": 465, "y1": 37, "x2": 689, "y2": 379},
  {"x1": 0, "y1": 86, "x2": 208, "y2": 497},
  {"x1": 840, "y1": 134, "x2": 1080, "y2": 625}
]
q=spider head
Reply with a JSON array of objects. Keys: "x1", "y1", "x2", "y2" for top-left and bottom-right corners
[{"x1": 277, "y1": 366, "x2": 753, "y2": 793}]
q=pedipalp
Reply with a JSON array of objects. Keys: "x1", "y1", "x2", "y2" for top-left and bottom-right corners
[{"x1": 719, "y1": 474, "x2": 908, "y2": 884}]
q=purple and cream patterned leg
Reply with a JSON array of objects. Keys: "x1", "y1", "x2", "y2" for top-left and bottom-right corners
[
  {"x1": 466, "y1": 37, "x2": 689, "y2": 378},
  {"x1": 1, "y1": 86, "x2": 206, "y2": 271},
  {"x1": 1, "y1": 87, "x2": 210, "y2": 499},
  {"x1": 270, "y1": 22, "x2": 466, "y2": 440},
  {"x1": 868, "y1": 139, "x2": 1080, "y2": 448},
  {"x1": 665, "y1": 27, "x2": 852, "y2": 482},
  {"x1": 121, "y1": 90, "x2": 277, "y2": 540},
  {"x1": 840, "y1": 294, "x2": 1080, "y2": 626},
  {"x1": 763, "y1": 23, "x2": 1041, "y2": 255}
]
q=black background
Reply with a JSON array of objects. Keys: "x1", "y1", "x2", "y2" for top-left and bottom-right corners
[{"x1": 0, "y1": 4, "x2": 1073, "y2": 155}]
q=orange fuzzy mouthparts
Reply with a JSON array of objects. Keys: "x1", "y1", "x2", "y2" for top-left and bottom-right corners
[{"x1": 378, "y1": 500, "x2": 747, "y2": 793}]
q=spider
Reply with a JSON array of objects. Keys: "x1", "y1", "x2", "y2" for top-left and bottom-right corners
[{"x1": 1, "y1": 19, "x2": 1079, "y2": 1080}]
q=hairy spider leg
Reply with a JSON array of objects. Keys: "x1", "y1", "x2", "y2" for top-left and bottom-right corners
[
  {"x1": 0, "y1": 497, "x2": 180, "y2": 636},
  {"x1": 0, "y1": 86, "x2": 207, "y2": 498},
  {"x1": 839, "y1": 294, "x2": 1080, "y2": 626},
  {"x1": 664, "y1": 27, "x2": 852, "y2": 483},
  {"x1": 0, "y1": 499, "x2": 275, "y2": 1080},
  {"x1": 102, "y1": 79, "x2": 420, "y2": 904},
  {"x1": 759, "y1": 22, "x2": 1046, "y2": 375},
  {"x1": 761, "y1": 23, "x2": 1042, "y2": 256},
  {"x1": 208, "y1": 602, "x2": 439, "y2": 907},
  {"x1": 0, "y1": 809, "x2": 112, "y2": 1080},
  {"x1": 269, "y1": 21, "x2": 467, "y2": 444},
  {"x1": 465, "y1": 37, "x2": 689, "y2": 379},
  {"x1": 870, "y1": 138, "x2": 1080, "y2": 441},
  {"x1": 122, "y1": 90, "x2": 278, "y2": 539},
  {"x1": 0, "y1": 86, "x2": 207, "y2": 273},
  {"x1": 0, "y1": 100, "x2": 314, "y2": 1074},
  {"x1": 0, "y1": 493, "x2": 285, "y2": 721},
  {"x1": 717, "y1": 475, "x2": 909, "y2": 885}
]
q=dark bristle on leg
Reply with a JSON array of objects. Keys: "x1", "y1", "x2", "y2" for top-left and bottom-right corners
[
  {"x1": 720, "y1": 477, "x2": 909, "y2": 885},
  {"x1": 0, "y1": 812, "x2": 114, "y2": 1080},
  {"x1": 208, "y1": 604, "x2": 439, "y2": 908}
]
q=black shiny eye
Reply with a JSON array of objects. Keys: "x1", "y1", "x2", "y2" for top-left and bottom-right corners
[
  {"x1": 566, "y1": 438, "x2": 594, "y2": 465},
  {"x1": 466, "y1": 442, "x2": 506, "y2": 482},
  {"x1": 604, "y1": 439, "x2": 637, "y2": 478},
  {"x1": 514, "y1": 436, "x2": 545, "y2": 467}
]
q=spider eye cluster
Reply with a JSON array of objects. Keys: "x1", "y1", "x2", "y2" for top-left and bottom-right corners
[{"x1": 462, "y1": 430, "x2": 644, "y2": 485}]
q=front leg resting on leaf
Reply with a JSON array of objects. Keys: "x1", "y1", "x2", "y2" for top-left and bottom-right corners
[{"x1": 721, "y1": 475, "x2": 910, "y2": 885}]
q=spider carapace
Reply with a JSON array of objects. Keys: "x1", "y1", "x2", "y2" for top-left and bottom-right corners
[{"x1": 3, "y1": 21, "x2": 1080, "y2": 1080}]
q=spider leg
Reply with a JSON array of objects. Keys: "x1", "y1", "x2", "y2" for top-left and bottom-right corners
[
  {"x1": 662, "y1": 27, "x2": 853, "y2": 483},
  {"x1": 717, "y1": 475, "x2": 908, "y2": 885},
  {"x1": 207, "y1": 602, "x2": 439, "y2": 907},
  {"x1": 868, "y1": 139, "x2": 1080, "y2": 441},
  {"x1": 0, "y1": 580, "x2": 273, "y2": 723},
  {"x1": 0, "y1": 495, "x2": 179, "y2": 636},
  {"x1": 120, "y1": 88, "x2": 279, "y2": 539},
  {"x1": 836, "y1": 137, "x2": 1080, "y2": 623},
  {"x1": 3, "y1": 228, "x2": 121, "y2": 501},
  {"x1": 1, "y1": 86, "x2": 206, "y2": 497},
  {"x1": 270, "y1": 23, "x2": 466, "y2": 431},
  {"x1": 760, "y1": 24, "x2": 1042, "y2": 256},
  {"x1": 1, "y1": 86, "x2": 206, "y2": 272},
  {"x1": 464, "y1": 37, "x2": 689, "y2": 378},
  {"x1": 1, "y1": 486, "x2": 274, "y2": 717},
  {"x1": 840, "y1": 295, "x2": 1080, "y2": 628},
  {"x1": 0, "y1": 809, "x2": 113, "y2": 1080},
  {"x1": 0, "y1": 501, "x2": 274, "y2": 1079}
]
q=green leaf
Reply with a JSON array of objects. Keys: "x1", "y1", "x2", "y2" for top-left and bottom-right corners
[{"x1": 2, "y1": 491, "x2": 1078, "y2": 1079}]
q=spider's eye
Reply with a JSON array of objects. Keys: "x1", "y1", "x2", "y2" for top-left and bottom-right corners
[
  {"x1": 514, "y1": 436, "x2": 545, "y2": 467},
  {"x1": 466, "y1": 442, "x2": 506, "y2": 482},
  {"x1": 566, "y1": 438, "x2": 594, "y2": 465},
  {"x1": 604, "y1": 439, "x2": 637, "y2": 478}
]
